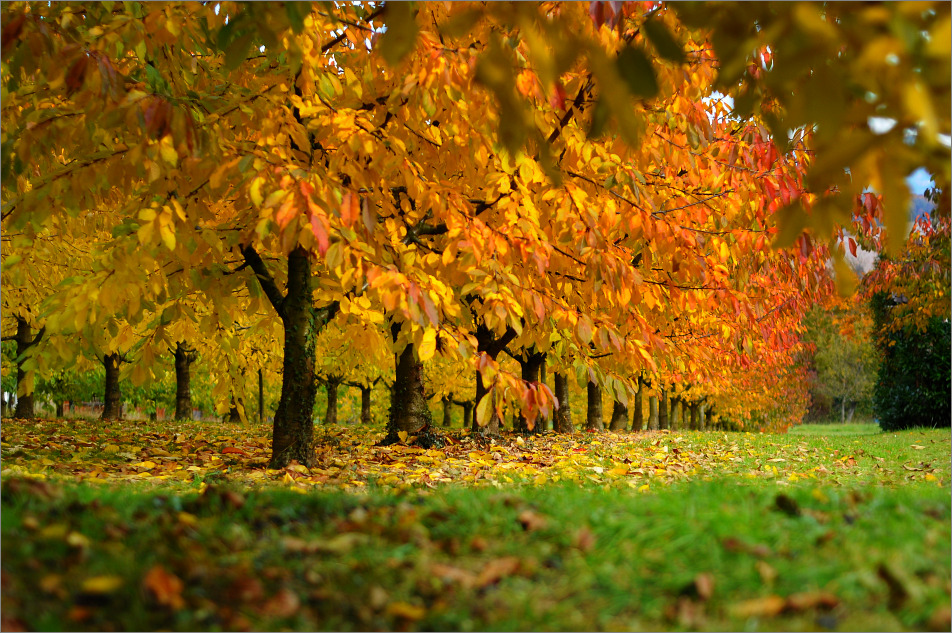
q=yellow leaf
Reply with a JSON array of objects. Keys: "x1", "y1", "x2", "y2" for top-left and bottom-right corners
[
  {"x1": 417, "y1": 329, "x2": 437, "y2": 362},
  {"x1": 250, "y1": 178, "x2": 264, "y2": 207},
  {"x1": 158, "y1": 136, "x2": 178, "y2": 167},
  {"x1": 159, "y1": 223, "x2": 176, "y2": 251},
  {"x1": 103, "y1": 444, "x2": 120, "y2": 454},
  {"x1": 80, "y1": 575, "x2": 124, "y2": 595},
  {"x1": 386, "y1": 601, "x2": 426, "y2": 620},
  {"x1": 397, "y1": 431, "x2": 409, "y2": 443}
]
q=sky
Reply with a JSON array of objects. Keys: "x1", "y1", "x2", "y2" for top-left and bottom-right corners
[{"x1": 906, "y1": 167, "x2": 933, "y2": 195}]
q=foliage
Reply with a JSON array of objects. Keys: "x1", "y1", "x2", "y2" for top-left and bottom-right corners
[
  {"x1": 870, "y1": 291, "x2": 951, "y2": 432},
  {"x1": 801, "y1": 299, "x2": 879, "y2": 423}
]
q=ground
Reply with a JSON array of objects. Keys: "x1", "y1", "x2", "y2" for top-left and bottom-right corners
[{"x1": 1, "y1": 418, "x2": 949, "y2": 631}]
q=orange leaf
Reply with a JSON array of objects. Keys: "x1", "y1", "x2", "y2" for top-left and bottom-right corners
[
  {"x1": 143, "y1": 565, "x2": 185, "y2": 610},
  {"x1": 476, "y1": 557, "x2": 520, "y2": 588}
]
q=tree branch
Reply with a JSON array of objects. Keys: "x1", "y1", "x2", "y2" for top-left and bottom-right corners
[{"x1": 240, "y1": 245, "x2": 287, "y2": 319}]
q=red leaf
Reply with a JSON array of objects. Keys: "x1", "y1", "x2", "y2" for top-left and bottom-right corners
[
  {"x1": 848, "y1": 237, "x2": 857, "y2": 257},
  {"x1": 222, "y1": 447, "x2": 249, "y2": 457},
  {"x1": 549, "y1": 81, "x2": 567, "y2": 111},
  {"x1": 310, "y1": 213, "x2": 330, "y2": 255}
]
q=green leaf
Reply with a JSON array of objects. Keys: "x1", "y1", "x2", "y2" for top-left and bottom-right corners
[
  {"x1": 587, "y1": 99, "x2": 611, "y2": 139},
  {"x1": 616, "y1": 45, "x2": 658, "y2": 99},
  {"x1": 285, "y1": 2, "x2": 310, "y2": 34},
  {"x1": 643, "y1": 18, "x2": 685, "y2": 64},
  {"x1": 223, "y1": 33, "x2": 254, "y2": 71},
  {"x1": 378, "y1": 2, "x2": 419, "y2": 67},
  {"x1": 771, "y1": 203, "x2": 809, "y2": 249}
]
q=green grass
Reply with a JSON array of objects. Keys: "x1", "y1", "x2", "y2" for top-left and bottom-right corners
[
  {"x1": 789, "y1": 422, "x2": 881, "y2": 436},
  {"x1": 1, "y1": 423, "x2": 949, "y2": 631}
]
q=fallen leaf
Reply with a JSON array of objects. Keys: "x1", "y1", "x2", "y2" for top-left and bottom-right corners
[
  {"x1": 730, "y1": 594, "x2": 786, "y2": 618},
  {"x1": 928, "y1": 606, "x2": 951, "y2": 631},
  {"x1": 517, "y1": 509, "x2": 548, "y2": 532},
  {"x1": 261, "y1": 588, "x2": 300, "y2": 618},
  {"x1": 476, "y1": 557, "x2": 521, "y2": 588},
  {"x1": 773, "y1": 493, "x2": 801, "y2": 517},
  {"x1": 386, "y1": 601, "x2": 426, "y2": 620},
  {"x1": 430, "y1": 563, "x2": 476, "y2": 587},
  {"x1": 693, "y1": 572, "x2": 715, "y2": 600},
  {"x1": 573, "y1": 526, "x2": 596, "y2": 551},
  {"x1": 785, "y1": 591, "x2": 839, "y2": 611},
  {"x1": 143, "y1": 565, "x2": 185, "y2": 610},
  {"x1": 80, "y1": 575, "x2": 124, "y2": 595},
  {"x1": 755, "y1": 560, "x2": 778, "y2": 584}
]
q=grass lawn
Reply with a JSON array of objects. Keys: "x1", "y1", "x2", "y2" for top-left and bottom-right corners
[{"x1": 1, "y1": 419, "x2": 949, "y2": 631}]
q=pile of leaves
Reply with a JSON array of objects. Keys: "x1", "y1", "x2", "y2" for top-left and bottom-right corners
[{"x1": 1, "y1": 418, "x2": 947, "y2": 493}]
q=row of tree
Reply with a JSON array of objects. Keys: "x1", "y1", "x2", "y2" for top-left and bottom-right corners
[{"x1": 2, "y1": 2, "x2": 949, "y2": 465}]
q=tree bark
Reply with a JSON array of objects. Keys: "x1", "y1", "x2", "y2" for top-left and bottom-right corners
[
  {"x1": 227, "y1": 398, "x2": 243, "y2": 424},
  {"x1": 658, "y1": 389, "x2": 669, "y2": 430},
  {"x1": 670, "y1": 396, "x2": 680, "y2": 430},
  {"x1": 648, "y1": 395, "x2": 659, "y2": 430},
  {"x1": 631, "y1": 379, "x2": 644, "y2": 431},
  {"x1": 442, "y1": 395, "x2": 452, "y2": 427},
  {"x1": 553, "y1": 372, "x2": 574, "y2": 433},
  {"x1": 459, "y1": 400, "x2": 473, "y2": 429},
  {"x1": 360, "y1": 385, "x2": 372, "y2": 425},
  {"x1": 55, "y1": 401, "x2": 64, "y2": 418},
  {"x1": 690, "y1": 401, "x2": 700, "y2": 430},
  {"x1": 324, "y1": 376, "x2": 341, "y2": 425},
  {"x1": 609, "y1": 397, "x2": 628, "y2": 432},
  {"x1": 174, "y1": 342, "x2": 194, "y2": 420},
  {"x1": 101, "y1": 353, "x2": 122, "y2": 421},
  {"x1": 515, "y1": 349, "x2": 545, "y2": 434},
  {"x1": 242, "y1": 244, "x2": 338, "y2": 468},
  {"x1": 13, "y1": 316, "x2": 42, "y2": 420},
  {"x1": 586, "y1": 380, "x2": 604, "y2": 431},
  {"x1": 383, "y1": 322, "x2": 434, "y2": 443}
]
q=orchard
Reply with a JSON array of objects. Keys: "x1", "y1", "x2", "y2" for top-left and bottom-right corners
[{"x1": 1, "y1": 2, "x2": 950, "y2": 631}]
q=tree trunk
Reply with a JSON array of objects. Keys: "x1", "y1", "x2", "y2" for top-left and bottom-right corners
[
  {"x1": 670, "y1": 397, "x2": 680, "y2": 430},
  {"x1": 690, "y1": 402, "x2": 700, "y2": 430},
  {"x1": 553, "y1": 372, "x2": 574, "y2": 433},
  {"x1": 266, "y1": 247, "x2": 327, "y2": 468},
  {"x1": 840, "y1": 397, "x2": 846, "y2": 423},
  {"x1": 13, "y1": 317, "x2": 38, "y2": 420},
  {"x1": 360, "y1": 385, "x2": 372, "y2": 425},
  {"x1": 631, "y1": 379, "x2": 644, "y2": 431},
  {"x1": 459, "y1": 400, "x2": 473, "y2": 429},
  {"x1": 699, "y1": 403, "x2": 707, "y2": 430},
  {"x1": 648, "y1": 395, "x2": 659, "y2": 430},
  {"x1": 609, "y1": 398, "x2": 628, "y2": 432},
  {"x1": 384, "y1": 322, "x2": 434, "y2": 443},
  {"x1": 586, "y1": 380, "x2": 604, "y2": 431},
  {"x1": 258, "y1": 368, "x2": 265, "y2": 425},
  {"x1": 442, "y1": 396, "x2": 452, "y2": 427},
  {"x1": 228, "y1": 398, "x2": 243, "y2": 424},
  {"x1": 324, "y1": 377, "x2": 340, "y2": 425},
  {"x1": 101, "y1": 353, "x2": 122, "y2": 421},
  {"x1": 469, "y1": 323, "x2": 516, "y2": 436},
  {"x1": 174, "y1": 342, "x2": 194, "y2": 420},
  {"x1": 658, "y1": 389, "x2": 669, "y2": 430},
  {"x1": 515, "y1": 349, "x2": 545, "y2": 433},
  {"x1": 55, "y1": 401, "x2": 64, "y2": 418}
]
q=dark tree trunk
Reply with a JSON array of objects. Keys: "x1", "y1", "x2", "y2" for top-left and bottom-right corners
[
  {"x1": 101, "y1": 353, "x2": 122, "y2": 421},
  {"x1": 553, "y1": 372, "x2": 574, "y2": 433},
  {"x1": 243, "y1": 245, "x2": 338, "y2": 469},
  {"x1": 442, "y1": 396, "x2": 452, "y2": 427},
  {"x1": 55, "y1": 401, "x2": 64, "y2": 418},
  {"x1": 515, "y1": 349, "x2": 545, "y2": 434},
  {"x1": 690, "y1": 402, "x2": 700, "y2": 430},
  {"x1": 658, "y1": 389, "x2": 669, "y2": 430},
  {"x1": 631, "y1": 379, "x2": 644, "y2": 432},
  {"x1": 13, "y1": 317, "x2": 41, "y2": 420},
  {"x1": 360, "y1": 385, "x2": 372, "y2": 425},
  {"x1": 174, "y1": 342, "x2": 194, "y2": 420},
  {"x1": 609, "y1": 397, "x2": 628, "y2": 432},
  {"x1": 648, "y1": 395, "x2": 659, "y2": 430},
  {"x1": 383, "y1": 322, "x2": 434, "y2": 443},
  {"x1": 228, "y1": 398, "x2": 243, "y2": 424},
  {"x1": 460, "y1": 400, "x2": 473, "y2": 429},
  {"x1": 324, "y1": 377, "x2": 340, "y2": 425},
  {"x1": 673, "y1": 397, "x2": 683, "y2": 430},
  {"x1": 586, "y1": 380, "x2": 604, "y2": 431},
  {"x1": 470, "y1": 323, "x2": 516, "y2": 436}
]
